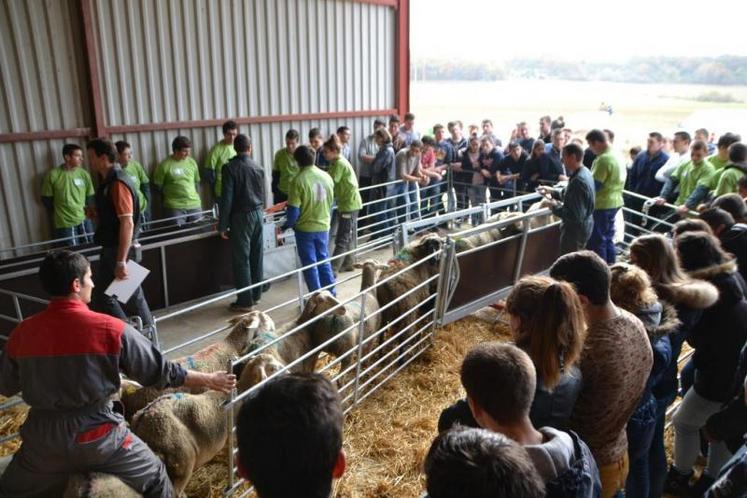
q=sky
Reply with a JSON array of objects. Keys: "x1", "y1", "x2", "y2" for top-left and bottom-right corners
[{"x1": 411, "y1": 0, "x2": 747, "y2": 63}]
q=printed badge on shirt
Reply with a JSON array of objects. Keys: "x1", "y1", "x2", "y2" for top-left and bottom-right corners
[
  {"x1": 73, "y1": 178, "x2": 84, "y2": 187},
  {"x1": 313, "y1": 182, "x2": 327, "y2": 202},
  {"x1": 173, "y1": 168, "x2": 184, "y2": 176}
]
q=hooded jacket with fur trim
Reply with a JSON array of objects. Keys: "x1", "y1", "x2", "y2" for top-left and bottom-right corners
[
  {"x1": 687, "y1": 260, "x2": 747, "y2": 403},
  {"x1": 651, "y1": 278, "x2": 719, "y2": 400}
]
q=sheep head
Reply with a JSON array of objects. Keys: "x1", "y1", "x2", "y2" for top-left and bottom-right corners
[
  {"x1": 226, "y1": 311, "x2": 277, "y2": 355},
  {"x1": 353, "y1": 259, "x2": 389, "y2": 271},
  {"x1": 237, "y1": 353, "x2": 287, "y2": 392},
  {"x1": 300, "y1": 291, "x2": 347, "y2": 323},
  {"x1": 411, "y1": 233, "x2": 443, "y2": 268}
]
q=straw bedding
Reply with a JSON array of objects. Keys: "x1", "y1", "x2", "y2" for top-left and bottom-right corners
[{"x1": 0, "y1": 309, "x2": 683, "y2": 498}]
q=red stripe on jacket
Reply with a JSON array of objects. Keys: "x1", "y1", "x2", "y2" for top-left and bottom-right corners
[{"x1": 6, "y1": 299, "x2": 125, "y2": 358}]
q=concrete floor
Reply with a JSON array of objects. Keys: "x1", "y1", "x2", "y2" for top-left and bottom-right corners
[{"x1": 153, "y1": 243, "x2": 397, "y2": 358}]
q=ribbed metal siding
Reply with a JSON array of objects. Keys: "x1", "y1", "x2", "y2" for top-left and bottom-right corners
[
  {"x1": 108, "y1": 114, "x2": 388, "y2": 207},
  {"x1": 0, "y1": 0, "x2": 396, "y2": 248},
  {"x1": 94, "y1": 0, "x2": 395, "y2": 126},
  {"x1": 0, "y1": 0, "x2": 92, "y2": 248}
]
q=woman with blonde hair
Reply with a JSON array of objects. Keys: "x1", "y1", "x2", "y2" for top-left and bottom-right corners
[
  {"x1": 628, "y1": 234, "x2": 718, "y2": 497},
  {"x1": 438, "y1": 275, "x2": 585, "y2": 432},
  {"x1": 609, "y1": 263, "x2": 679, "y2": 498}
]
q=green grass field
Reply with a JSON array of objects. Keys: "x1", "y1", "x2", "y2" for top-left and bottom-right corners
[{"x1": 411, "y1": 79, "x2": 747, "y2": 153}]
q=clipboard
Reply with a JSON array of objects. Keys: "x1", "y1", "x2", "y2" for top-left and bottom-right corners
[{"x1": 104, "y1": 261, "x2": 150, "y2": 304}]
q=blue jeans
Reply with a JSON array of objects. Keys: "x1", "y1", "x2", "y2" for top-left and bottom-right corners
[
  {"x1": 54, "y1": 220, "x2": 93, "y2": 247},
  {"x1": 370, "y1": 185, "x2": 397, "y2": 238},
  {"x1": 649, "y1": 392, "x2": 676, "y2": 498},
  {"x1": 395, "y1": 182, "x2": 418, "y2": 223},
  {"x1": 588, "y1": 208, "x2": 619, "y2": 264},
  {"x1": 295, "y1": 230, "x2": 336, "y2": 295},
  {"x1": 421, "y1": 181, "x2": 443, "y2": 215},
  {"x1": 626, "y1": 395, "x2": 657, "y2": 498}
]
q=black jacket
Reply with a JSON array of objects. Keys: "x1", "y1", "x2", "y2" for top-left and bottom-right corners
[
  {"x1": 706, "y1": 344, "x2": 747, "y2": 453},
  {"x1": 688, "y1": 261, "x2": 747, "y2": 403},
  {"x1": 523, "y1": 153, "x2": 564, "y2": 191},
  {"x1": 720, "y1": 223, "x2": 747, "y2": 285},
  {"x1": 437, "y1": 367, "x2": 583, "y2": 433},
  {"x1": 94, "y1": 166, "x2": 140, "y2": 248},
  {"x1": 218, "y1": 154, "x2": 265, "y2": 232},
  {"x1": 652, "y1": 278, "x2": 719, "y2": 400}
]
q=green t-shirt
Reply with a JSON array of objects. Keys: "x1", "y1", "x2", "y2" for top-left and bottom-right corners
[
  {"x1": 706, "y1": 154, "x2": 729, "y2": 190},
  {"x1": 288, "y1": 166, "x2": 334, "y2": 232},
  {"x1": 327, "y1": 157, "x2": 362, "y2": 212},
  {"x1": 153, "y1": 156, "x2": 202, "y2": 209},
  {"x1": 714, "y1": 164, "x2": 745, "y2": 197},
  {"x1": 272, "y1": 148, "x2": 300, "y2": 195},
  {"x1": 591, "y1": 149, "x2": 624, "y2": 210},
  {"x1": 205, "y1": 142, "x2": 236, "y2": 197},
  {"x1": 41, "y1": 165, "x2": 95, "y2": 229},
  {"x1": 123, "y1": 160, "x2": 149, "y2": 211},
  {"x1": 671, "y1": 159, "x2": 716, "y2": 206}
]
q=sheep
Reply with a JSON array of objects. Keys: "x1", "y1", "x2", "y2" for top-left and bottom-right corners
[
  {"x1": 454, "y1": 202, "x2": 557, "y2": 251},
  {"x1": 120, "y1": 311, "x2": 272, "y2": 418},
  {"x1": 130, "y1": 390, "x2": 228, "y2": 497},
  {"x1": 376, "y1": 233, "x2": 443, "y2": 354},
  {"x1": 236, "y1": 304, "x2": 332, "y2": 392},
  {"x1": 63, "y1": 473, "x2": 141, "y2": 498}
]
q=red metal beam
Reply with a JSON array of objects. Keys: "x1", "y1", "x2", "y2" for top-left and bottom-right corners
[
  {"x1": 80, "y1": 0, "x2": 107, "y2": 138},
  {"x1": 104, "y1": 109, "x2": 398, "y2": 135},
  {"x1": 395, "y1": 0, "x2": 410, "y2": 117},
  {"x1": 0, "y1": 128, "x2": 91, "y2": 144}
]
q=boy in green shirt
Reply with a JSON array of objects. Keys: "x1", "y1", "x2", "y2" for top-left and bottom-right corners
[
  {"x1": 281, "y1": 146, "x2": 336, "y2": 294},
  {"x1": 655, "y1": 141, "x2": 715, "y2": 214},
  {"x1": 41, "y1": 144, "x2": 95, "y2": 246},
  {"x1": 585, "y1": 129, "x2": 624, "y2": 264},
  {"x1": 204, "y1": 120, "x2": 238, "y2": 202},
  {"x1": 271, "y1": 129, "x2": 300, "y2": 204},
  {"x1": 713, "y1": 143, "x2": 747, "y2": 198},
  {"x1": 115, "y1": 140, "x2": 151, "y2": 224},
  {"x1": 705, "y1": 132, "x2": 741, "y2": 194},
  {"x1": 153, "y1": 136, "x2": 203, "y2": 226},
  {"x1": 323, "y1": 136, "x2": 363, "y2": 273}
]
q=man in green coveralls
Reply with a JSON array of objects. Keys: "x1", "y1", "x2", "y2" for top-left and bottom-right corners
[
  {"x1": 153, "y1": 136, "x2": 203, "y2": 226},
  {"x1": 205, "y1": 120, "x2": 238, "y2": 204},
  {"x1": 218, "y1": 135, "x2": 266, "y2": 312},
  {"x1": 41, "y1": 143, "x2": 95, "y2": 246},
  {"x1": 271, "y1": 129, "x2": 300, "y2": 204}
]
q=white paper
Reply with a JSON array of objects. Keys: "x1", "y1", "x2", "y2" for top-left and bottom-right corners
[{"x1": 104, "y1": 261, "x2": 150, "y2": 304}]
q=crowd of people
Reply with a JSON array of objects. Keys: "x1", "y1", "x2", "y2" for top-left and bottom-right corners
[{"x1": 13, "y1": 113, "x2": 747, "y2": 497}]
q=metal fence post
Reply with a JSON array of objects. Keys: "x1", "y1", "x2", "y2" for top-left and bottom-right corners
[
  {"x1": 12, "y1": 295, "x2": 22, "y2": 322},
  {"x1": 433, "y1": 238, "x2": 454, "y2": 329},
  {"x1": 160, "y1": 246, "x2": 170, "y2": 308},
  {"x1": 447, "y1": 166, "x2": 455, "y2": 213},
  {"x1": 296, "y1": 271, "x2": 305, "y2": 312},
  {"x1": 352, "y1": 291, "x2": 369, "y2": 406},
  {"x1": 513, "y1": 218, "x2": 531, "y2": 283},
  {"x1": 225, "y1": 359, "x2": 236, "y2": 492}
]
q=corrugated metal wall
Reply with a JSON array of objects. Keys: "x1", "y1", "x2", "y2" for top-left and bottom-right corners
[
  {"x1": 0, "y1": 0, "x2": 92, "y2": 247},
  {"x1": 0, "y1": 0, "x2": 397, "y2": 248}
]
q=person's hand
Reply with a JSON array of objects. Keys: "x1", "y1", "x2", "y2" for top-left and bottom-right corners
[
  {"x1": 115, "y1": 262, "x2": 128, "y2": 280},
  {"x1": 676, "y1": 205, "x2": 689, "y2": 215},
  {"x1": 653, "y1": 197, "x2": 667, "y2": 206},
  {"x1": 220, "y1": 231, "x2": 230, "y2": 240},
  {"x1": 481, "y1": 169, "x2": 491, "y2": 178},
  {"x1": 206, "y1": 371, "x2": 237, "y2": 393},
  {"x1": 697, "y1": 203, "x2": 708, "y2": 212}
]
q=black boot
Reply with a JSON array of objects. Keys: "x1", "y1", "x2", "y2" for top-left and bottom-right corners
[{"x1": 663, "y1": 466, "x2": 693, "y2": 496}]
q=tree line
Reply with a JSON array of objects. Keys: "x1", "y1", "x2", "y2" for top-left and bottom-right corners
[{"x1": 412, "y1": 56, "x2": 747, "y2": 86}]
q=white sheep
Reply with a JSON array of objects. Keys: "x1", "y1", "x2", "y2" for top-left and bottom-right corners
[
  {"x1": 120, "y1": 311, "x2": 271, "y2": 418},
  {"x1": 130, "y1": 390, "x2": 228, "y2": 497},
  {"x1": 62, "y1": 473, "x2": 141, "y2": 498}
]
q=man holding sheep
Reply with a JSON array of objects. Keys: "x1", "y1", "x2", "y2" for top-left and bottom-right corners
[{"x1": 0, "y1": 250, "x2": 235, "y2": 498}]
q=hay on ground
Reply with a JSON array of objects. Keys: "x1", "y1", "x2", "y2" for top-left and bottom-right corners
[{"x1": 0, "y1": 397, "x2": 26, "y2": 457}]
